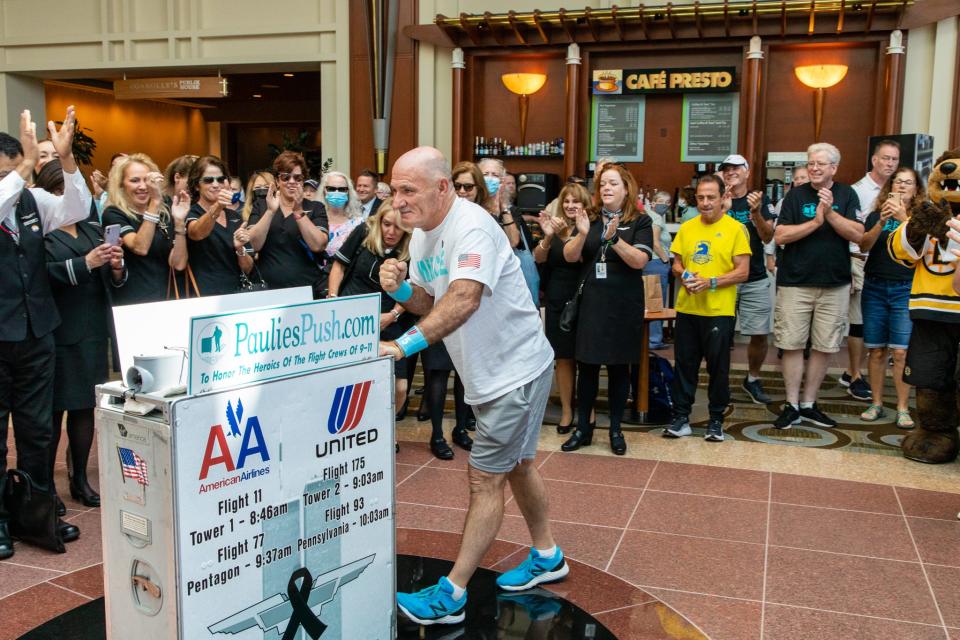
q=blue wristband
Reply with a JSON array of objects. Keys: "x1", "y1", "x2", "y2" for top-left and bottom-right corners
[
  {"x1": 389, "y1": 280, "x2": 413, "y2": 303},
  {"x1": 394, "y1": 326, "x2": 429, "y2": 357}
]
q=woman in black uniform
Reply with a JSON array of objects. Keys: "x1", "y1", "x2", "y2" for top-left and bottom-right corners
[
  {"x1": 328, "y1": 199, "x2": 413, "y2": 408},
  {"x1": 184, "y1": 156, "x2": 253, "y2": 295},
  {"x1": 561, "y1": 163, "x2": 653, "y2": 455},
  {"x1": 247, "y1": 151, "x2": 328, "y2": 294},
  {"x1": 102, "y1": 153, "x2": 189, "y2": 304},
  {"x1": 38, "y1": 160, "x2": 125, "y2": 512},
  {"x1": 533, "y1": 182, "x2": 597, "y2": 434}
]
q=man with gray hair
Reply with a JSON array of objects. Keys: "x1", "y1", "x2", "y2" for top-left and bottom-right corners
[
  {"x1": 772, "y1": 142, "x2": 863, "y2": 429},
  {"x1": 380, "y1": 147, "x2": 565, "y2": 625}
]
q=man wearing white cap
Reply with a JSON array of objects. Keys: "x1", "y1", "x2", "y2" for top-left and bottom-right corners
[{"x1": 720, "y1": 154, "x2": 776, "y2": 404}]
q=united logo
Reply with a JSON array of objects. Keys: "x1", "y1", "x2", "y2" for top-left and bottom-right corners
[{"x1": 327, "y1": 381, "x2": 373, "y2": 434}]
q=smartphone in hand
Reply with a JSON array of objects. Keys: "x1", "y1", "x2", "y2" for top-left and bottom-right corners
[
  {"x1": 231, "y1": 191, "x2": 242, "y2": 206},
  {"x1": 104, "y1": 224, "x2": 121, "y2": 246}
]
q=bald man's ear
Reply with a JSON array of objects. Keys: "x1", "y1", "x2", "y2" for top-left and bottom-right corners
[{"x1": 437, "y1": 176, "x2": 451, "y2": 196}]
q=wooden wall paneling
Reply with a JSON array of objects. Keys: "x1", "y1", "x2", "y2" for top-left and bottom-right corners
[
  {"x1": 764, "y1": 42, "x2": 881, "y2": 185},
  {"x1": 952, "y1": 26, "x2": 960, "y2": 149},
  {"x1": 348, "y1": 0, "x2": 419, "y2": 180}
]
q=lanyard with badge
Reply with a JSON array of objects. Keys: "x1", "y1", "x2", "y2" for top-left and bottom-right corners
[{"x1": 597, "y1": 210, "x2": 621, "y2": 279}]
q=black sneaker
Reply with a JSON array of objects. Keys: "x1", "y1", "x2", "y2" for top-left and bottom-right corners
[
  {"x1": 848, "y1": 377, "x2": 872, "y2": 401},
  {"x1": 839, "y1": 372, "x2": 852, "y2": 388},
  {"x1": 799, "y1": 403, "x2": 837, "y2": 428},
  {"x1": 704, "y1": 418, "x2": 724, "y2": 442},
  {"x1": 741, "y1": 377, "x2": 772, "y2": 404},
  {"x1": 773, "y1": 404, "x2": 801, "y2": 429}
]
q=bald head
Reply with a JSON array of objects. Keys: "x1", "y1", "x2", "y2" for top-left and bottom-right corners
[
  {"x1": 390, "y1": 146, "x2": 456, "y2": 231},
  {"x1": 394, "y1": 146, "x2": 451, "y2": 183}
]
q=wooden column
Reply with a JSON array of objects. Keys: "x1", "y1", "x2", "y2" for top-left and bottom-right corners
[
  {"x1": 951, "y1": 25, "x2": 960, "y2": 149},
  {"x1": 882, "y1": 30, "x2": 905, "y2": 135},
  {"x1": 563, "y1": 43, "x2": 581, "y2": 181},
  {"x1": 742, "y1": 36, "x2": 764, "y2": 188},
  {"x1": 451, "y1": 48, "x2": 465, "y2": 166}
]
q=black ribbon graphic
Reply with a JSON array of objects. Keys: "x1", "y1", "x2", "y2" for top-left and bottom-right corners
[{"x1": 281, "y1": 567, "x2": 327, "y2": 640}]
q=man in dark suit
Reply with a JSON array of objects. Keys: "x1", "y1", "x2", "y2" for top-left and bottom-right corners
[
  {"x1": 0, "y1": 106, "x2": 89, "y2": 559},
  {"x1": 355, "y1": 169, "x2": 381, "y2": 218}
]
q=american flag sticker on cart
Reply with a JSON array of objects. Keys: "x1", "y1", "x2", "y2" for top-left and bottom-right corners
[
  {"x1": 118, "y1": 446, "x2": 149, "y2": 486},
  {"x1": 458, "y1": 253, "x2": 481, "y2": 269}
]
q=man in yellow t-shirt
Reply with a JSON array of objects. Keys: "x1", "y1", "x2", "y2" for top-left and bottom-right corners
[{"x1": 666, "y1": 175, "x2": 751, "y2": 442}]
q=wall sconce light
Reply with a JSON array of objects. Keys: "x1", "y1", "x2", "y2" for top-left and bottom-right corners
[
  {"x1": 501, "y1": 73, "x2": 547, "y2": 145},
  {"x1": 794, "y1": 64, "x2": 848, "y2": 142}
]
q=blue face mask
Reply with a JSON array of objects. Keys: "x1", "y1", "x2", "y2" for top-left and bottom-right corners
[
  {"x1": 325, "y1": 192, "x2": 349, "y2": 209},
  {"x1": 484, "y1": 176, "x2": 501, "y2": 196},
  {"x1": 653, "y1": 203, "x2": 670, "y2": 215}
]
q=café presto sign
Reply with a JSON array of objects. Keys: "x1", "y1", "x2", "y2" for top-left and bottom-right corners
[{"x1": 592, "y1": 67, "x2": 737, "y2": 95}]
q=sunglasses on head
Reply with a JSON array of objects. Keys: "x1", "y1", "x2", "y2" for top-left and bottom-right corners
[
  {"x1": 277, "y1": 172, "x2": 305, "y2": 183},
  {"x1": 325, "y1": 186, "x2": 349, "y2": 193},
  {"x1": 200, "y1": 176, "x2": 229, "y2": 185},
  {"x1": 454, "y1": 182, "x2": 476, "y2": 192}
]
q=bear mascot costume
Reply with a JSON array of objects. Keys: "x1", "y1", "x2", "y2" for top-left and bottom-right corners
[{"x1": 888, "y1": 148, "x2": 960, "y2": 463}]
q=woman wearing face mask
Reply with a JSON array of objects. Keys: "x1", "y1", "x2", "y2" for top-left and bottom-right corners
[
  {"x1": 102, "y1": 153, "x2": 189, "y2": 305},
  {"x1": 241, "y1": 171, "x2": 275, "y2": 222},
  {"x1": 561, "y1": 164, "x2": 653, "y2": 455},
  {"x1": 184, "y1": 156, "x2": 254, "y2": 295},
  {"x1": 319, "y1": 171, "x2": 364, "y2": 260},
  {"x1": 644, "y1": 190, "x2": 674, "y2": 350},
  {"x1": 247, "y1": 151, "x2": 329, "y2": 293},
  {"x1": 678, "y1": 186, "x2": 698, "y2": 223},
  {"x1": 327, "y1": 200, "x2": 414, "y2": 412},
  {"x1": 858, "y1": 167, "x2": 924, "y2": 428},
  {"x1": 534, "y1": 182, "x2": 598, "y2": 433}
]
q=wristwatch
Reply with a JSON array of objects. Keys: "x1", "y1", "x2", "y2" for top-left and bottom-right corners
[
  {"x1": 709, "y1": 276, "x2": 718, "y2": 291},
  {"x1": 391, "y1": 309, "x2": 402, "y2": 322}
]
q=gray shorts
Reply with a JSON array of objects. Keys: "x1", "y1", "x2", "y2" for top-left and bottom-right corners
[
  {"x1": 736, "y1": 277, "x2": 772, "y2": 336},
  {"x1": 469, "y1": 365, "x2": 553, "y2": 474}
]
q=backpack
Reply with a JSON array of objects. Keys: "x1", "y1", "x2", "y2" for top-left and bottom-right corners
[{"x1": 647, "y1": 353, "x2": 674, "y2": 423}]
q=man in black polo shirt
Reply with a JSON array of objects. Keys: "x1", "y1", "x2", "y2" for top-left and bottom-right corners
[
  {"x1": 0, "y1": 107, "x2": 89, "y2": 559},
  {"x1": 772, "y1": 142, "x2": 863, "y2": 429},
  {"x1": 720, "y1": 154, "x2": 776, "y2": 404}
]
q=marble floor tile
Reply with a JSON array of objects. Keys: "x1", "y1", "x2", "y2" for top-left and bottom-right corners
[{"x1": 630, "y1": 490, "x2": 768, "y2": 544}]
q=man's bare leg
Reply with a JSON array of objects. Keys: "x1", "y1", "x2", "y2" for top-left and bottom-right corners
[{"x1": 447, "y1": 465, "x2": 508, "y2": 588}]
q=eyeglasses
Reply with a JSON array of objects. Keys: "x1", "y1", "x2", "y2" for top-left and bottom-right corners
[
  {"x1": 277, "y1": 172, "x2": 305, "y2": 183},
  {"x1": 200, "y1": 176, "x2": 229, "y2": 184},
  {"x1": 806, "y1": 161, "x2": 835, "y2": 169},
  {"x1": 325, "y1": 186, "x2": 349, "y2": 193},
  {"x1": 454, "y1": 182, "x2": 477, "y2": 192},
  {"x1": 892, "y1": 178, "x2": 916, "y2": 186}
]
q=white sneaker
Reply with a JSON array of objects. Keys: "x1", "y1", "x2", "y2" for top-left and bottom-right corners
[{"x1": 663, "y1": 417, "x2": 692, "y2": 438}]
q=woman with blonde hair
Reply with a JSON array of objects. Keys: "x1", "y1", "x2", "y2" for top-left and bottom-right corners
[
  {"x1": 102, "y1": 153, "x2": 189, "y2": 305},
  {"x1": 241, "y1": 171, "x2": 275, "y2": 222},
  {"x1": 319, "y1": 170, "x2": 364, "y2": 258},
  {"x1": 328, "y1": 198, "x2": 412, "y2": 402},
  {"x1": 534, "y1": 182, "x2": 598, "y2": 433}
]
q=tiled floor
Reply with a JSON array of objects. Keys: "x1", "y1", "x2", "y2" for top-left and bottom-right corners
[{"x1": 3, "y1": 359, "x2": 960, "y2": 638}]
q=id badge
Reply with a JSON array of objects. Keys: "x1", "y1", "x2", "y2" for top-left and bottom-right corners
[{"x1": 595, "y1": 262, "x2": 607, "y2": 279}]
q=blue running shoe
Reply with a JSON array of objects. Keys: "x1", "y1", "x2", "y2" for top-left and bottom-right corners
[
  {"x1": 496, "y1": 547, "x2": 569, "y2": 592},
  {"x1": 396, "y1": 576, "x2": 467, "y2": 625}
]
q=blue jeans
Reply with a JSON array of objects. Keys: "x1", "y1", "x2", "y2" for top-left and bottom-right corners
[
  {"x1": 644, "y1": 258, "x2": 671, "y2": 347},
  {"x1": 861, "y1": 276, "x2": 912, "y2": 349}
]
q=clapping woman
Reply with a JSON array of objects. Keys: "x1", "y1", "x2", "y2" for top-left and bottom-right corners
[
  {"x1": 247, "y1": 151, "x2": 328, "y2": 294},
  {"x1": 102, "y1": 154, "x2": 188, "y2": 304},
  {"x1": 39, "y1": 160, "x2": 125, "y2": 512},
  {"x1": 184, "y1": 156, "x2": 254, "y2": 295},
  {"x1": 561, "y1": 164, "x2": 653, "y2": 455},
  {"x1": 533, "y1": 183, "x2": 597, "y2": 433}
]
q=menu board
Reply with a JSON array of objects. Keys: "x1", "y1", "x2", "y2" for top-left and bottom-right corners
[
  {"x1": 681, "y1": 93, "x2": 740, "y2": 162},
  {"x1": 590, "y1": 94, "x2": 646, "y2": 162},
  {"x1": 172, "y1": 358, "x2": 395, "y2": 639}
]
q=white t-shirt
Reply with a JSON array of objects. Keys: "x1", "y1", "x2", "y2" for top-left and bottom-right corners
[
  {"x1": 851, "y1": 174, "x2": 881, "y2": 253},
  {"x1": 408, "y1": 198, "x2": 554, "y2": 404}
]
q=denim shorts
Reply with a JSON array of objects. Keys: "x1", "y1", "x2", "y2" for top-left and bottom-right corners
[{"x1": 861, "y1": 276, "x2": 912, "y2": 349}]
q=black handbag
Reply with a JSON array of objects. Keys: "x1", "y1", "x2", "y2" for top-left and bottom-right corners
[
  {"x1": 239, "y1": 258, "x2": 268, "y2": 292},
  {"x1": 559, "y1": 248, "x2": 604, "y2": 333},
  {"x1": 5, "y1": 469, "x2": 65, "y2": 553}
]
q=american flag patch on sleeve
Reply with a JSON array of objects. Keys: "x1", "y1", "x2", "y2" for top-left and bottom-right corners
[{"x1": 457, "y1": 253, "x2": 481, "y2": 269}]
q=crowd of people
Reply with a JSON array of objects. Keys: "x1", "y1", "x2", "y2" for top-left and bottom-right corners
[{"x1": 0, "y1": 99, "x2": 934, "y2": 563}]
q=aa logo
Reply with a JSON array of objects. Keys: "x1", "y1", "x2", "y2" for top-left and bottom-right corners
[{"x1": 328, "y1": 381, "x2": 372, "y2": 434}]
